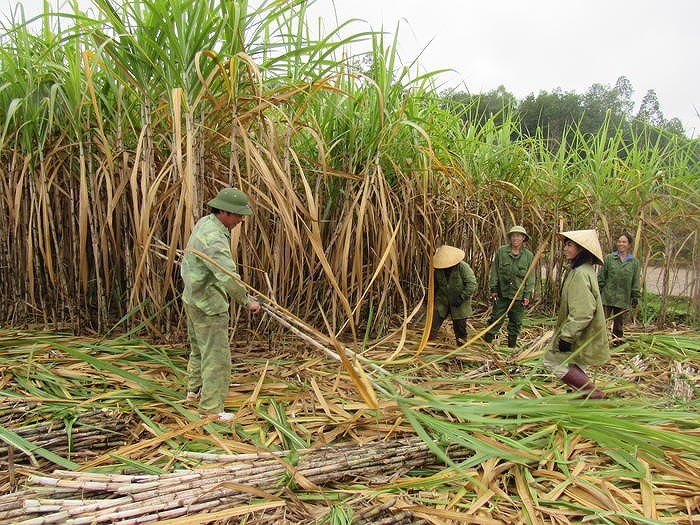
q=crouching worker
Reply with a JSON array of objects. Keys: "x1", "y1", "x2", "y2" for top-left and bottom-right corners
[
  {"x1": 544, "y1": 229, "x2": 609, "y2": 399},
  {"x1": 181, "y1": 187, "x2": 261, "y2": 422},
  {"x1": 429, "y1": 245, "x2": 477, "y2": 346}
]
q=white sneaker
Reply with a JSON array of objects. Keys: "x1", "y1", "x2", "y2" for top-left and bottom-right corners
[
  {"x1": 215, "y1": 412, "x2": 234, "y2": 422},
  {"x1": 186, "y1": 391, "x2": 200, "y2": 402}
]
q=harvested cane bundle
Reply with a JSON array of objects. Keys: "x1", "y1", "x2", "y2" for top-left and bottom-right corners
[
  {"x1": 0, "y1": 409, "x2": 133, "y2": 463},
  {"x1": 0, "y1": 409, "x2": 135, "y2": 494},
  {"x1": 0, "y1": 436, "x2": 468, "y2": 524},
  {"x1": 0, "y1": 400, "x2": 42, "y2": 426}
]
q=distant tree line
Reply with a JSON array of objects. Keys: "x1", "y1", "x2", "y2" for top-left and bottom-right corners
[{"x1": 442, "y1": 76, "x2": 696, "y2": 153}]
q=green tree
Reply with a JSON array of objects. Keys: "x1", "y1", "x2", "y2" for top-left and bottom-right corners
[
  {"x1": 580, "y1": 78, "x2": 632, "y2": 133},
  {"x1": 664, "y1": 117, "x2": 685, "y2": 136},
  {"x1": 443, "y1": 85, "x2": 516, "y2": 128},
  {"x1": 614, "y1": 76, "x2": 635, "y2": 115},
  {"x1": 637, "y1": 89, "x2": 665, "y2": 126},
  {"x1": 517, "y1": 89, "x2": 583, "y2": 143}
]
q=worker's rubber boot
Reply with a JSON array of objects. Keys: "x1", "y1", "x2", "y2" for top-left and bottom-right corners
[{"x1": 561, "y1": 364, "x2": 605, "y2": 399}]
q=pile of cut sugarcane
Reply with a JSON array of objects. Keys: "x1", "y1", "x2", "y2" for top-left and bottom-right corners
[
  {"x1": 0, "y1": 403, "x2": 133, "y2": 468},
  {"x1": 0, "y1": 436, "x2": 460, "y2": 524},
  {"x1": 1, "y1": 402, "x2": 135, "y2": 496}
]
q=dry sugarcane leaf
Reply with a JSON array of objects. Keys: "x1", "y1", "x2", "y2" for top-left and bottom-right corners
[
  {"x1": 639, "y1": 458, "x2": 658, "y2": 520},
  {"x1": 321, "y1": 309, "x2": 379, "y2": 409},
  {"x1": 514, "y1": 465, "x2": 541, "y2": 524},
  {"x1": 153, "y1": 500, "x2": 287, "y2": 524},
  {"x1": 409, "y1": 504, "x2": 503, "y2": 524},
  {"x1": 76, "y1": 417, "x2": 212, "y2": 470}
]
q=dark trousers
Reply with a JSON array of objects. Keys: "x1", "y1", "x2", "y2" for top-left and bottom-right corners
[
  {"x1": 486, "y1": 297, "x2": 525, "y2": 342},
  {"x1": 429, "y1": 309, "x2": 468, "y2": 345},
  {"x1": 604, "y1": 305, "x2": 626, "y2": 339}
]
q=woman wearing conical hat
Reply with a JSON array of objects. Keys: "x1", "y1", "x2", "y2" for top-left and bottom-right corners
[
  {"x1": 429, "y1": 245, "x2": 477, "y2": 346},
  {"x1": 544, "y1": 229, "x2": 609, "y2": 399}
]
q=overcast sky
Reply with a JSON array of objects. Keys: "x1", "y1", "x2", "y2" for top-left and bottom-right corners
[
  {"x1": 305, "y1": 0, "x2": 699, "y2": 137},
  {"x1": 3, "y1": 0, "x2": 698, "y2": 136}
]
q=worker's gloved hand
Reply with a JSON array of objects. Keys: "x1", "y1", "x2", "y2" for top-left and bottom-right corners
[
  {"x1": 558, "y1": 339, "x2": 573, "y2": 352},
  {"x1": 631, "y1": 298, "x2": 638, "y2": 308}
]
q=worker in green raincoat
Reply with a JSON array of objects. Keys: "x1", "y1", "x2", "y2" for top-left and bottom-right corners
[
  {"x1": 181, "y1": 188, "x2": 261, "y2": 422},
  {"x1": 598, "y1": 231, "x2": 641, "y2": 344},
  {"x1": 428, "y1": 245, "x2": 477, "y2": 346},
  {"x1": 544, "y1": 229, "x2": 609, "y2": 399},
  {"x1": 483, "y1": 225, "x2": 535, "y2": 348}
]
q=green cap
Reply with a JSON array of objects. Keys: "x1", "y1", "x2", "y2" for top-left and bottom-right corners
[
  {"x1": 508, "y1": 225, "x2": 528, "y2": 240},
  {"x1": 207, "y1": 188, "x2": 253, "y2": 215}
]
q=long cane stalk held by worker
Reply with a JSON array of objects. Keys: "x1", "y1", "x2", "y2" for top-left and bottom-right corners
[{"x1": 186, "y1": 248, "x2": 393, "y2": 402}]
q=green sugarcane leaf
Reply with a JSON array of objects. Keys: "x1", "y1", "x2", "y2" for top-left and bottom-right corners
[{"x1": 0, "y1": 424, "x2": 80, "y2": 470}]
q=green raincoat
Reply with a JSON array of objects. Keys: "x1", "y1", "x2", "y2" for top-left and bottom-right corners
[
  {"x1": 547, "y1": 262, "x2": 610, "y2": 366},
  {"x1": 598, "y1": 252, "x2": 641, "y2": 309},
  {"x1": 434, "y1": 261, "x2": 477, "y2": 320}
]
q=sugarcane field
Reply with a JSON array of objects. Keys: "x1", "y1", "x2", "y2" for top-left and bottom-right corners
[{"x1": 0, "y1": 1, "x2": 698, "y2": 524}]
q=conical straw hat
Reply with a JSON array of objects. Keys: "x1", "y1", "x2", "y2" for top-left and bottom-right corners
[
  {"x1": 559, "y1": 229, "x2": 604, "y2": 265},
  {"x1": 433, "y1": 245, "x2": 465, "y2": 269}
]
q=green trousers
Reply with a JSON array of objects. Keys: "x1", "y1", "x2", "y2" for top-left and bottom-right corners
[
  {"x1": 486, "y1": 297, "x2": 525, "y2": 343},
  {"x1": 185, "y1": 303, "x2": 230, "y2": 414},
  {"x1": 429, "y1": 309, "x2": 468, "y2": 345}
]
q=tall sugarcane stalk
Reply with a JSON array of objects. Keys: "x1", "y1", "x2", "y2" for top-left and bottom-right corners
[{"x1": 0, "y1": 0, "x2": 696, "y2": 334}]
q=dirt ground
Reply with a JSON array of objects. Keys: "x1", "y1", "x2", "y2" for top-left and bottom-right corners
[{"x1": 644, "y1": 265, "x2": 696, "y2": 296}]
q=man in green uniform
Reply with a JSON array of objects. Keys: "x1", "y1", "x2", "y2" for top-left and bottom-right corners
[
  {"x1": 181, "y1": 188, "x2": 260, "y2": 422},
  {"x1": 483, "y1": 225, "x2": 535, "y2": 348},
  {"x1": 428, "y1": 245, "x2": 477, "y2": 346}
]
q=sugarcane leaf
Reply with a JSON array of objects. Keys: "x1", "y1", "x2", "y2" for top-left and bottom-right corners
[
  {"x1": 46, "y1": 340, "x2": 172, "y2": 394},
  {"x1": 257, "y1": 403, "x2": 308, "y2": 450},
  {"x1": 109, "y1": 453, "x2": 167, "y2": 474},
  {"x1": 0, "y1": 424, "x2": 80, "y2": 470}
]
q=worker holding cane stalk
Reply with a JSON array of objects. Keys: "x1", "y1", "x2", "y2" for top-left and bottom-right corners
[{"x1": 181, "y1": 187, "x2": 260, "y2": 422}]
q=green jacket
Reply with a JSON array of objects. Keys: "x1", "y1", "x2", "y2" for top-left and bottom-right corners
[
  {"x1": 181, "y1": 214, "x2": 250, "y2": 315},
  {"x1": 549, "y1": 263, "x2": 610, "y2": 365},
  {"x1": 488, "y1": 245, "x2": 535, "y2": 300},
  {"x1": 598, "y1": 252, "x2": 641, "y2": 309},
  {"x1": 434, "y1": 261, "x2": 477, "y2": 319}
]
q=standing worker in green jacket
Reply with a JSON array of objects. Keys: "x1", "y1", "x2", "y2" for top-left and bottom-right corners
[
  {"x1": 181, "y1": 187, "x2": 261, "y2": 422},
  {"x1": 428, "y1": 245, "x2": 477, "y2": 346},
  {"x1": 598, "y1": 232, "x2": 641, "y2": 345},
  {"x1": 483, "y1": 225, "x2": 535, "y2": 348}
]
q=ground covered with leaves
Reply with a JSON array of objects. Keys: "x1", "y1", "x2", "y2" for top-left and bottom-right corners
[{"x1": 0, "y1": 318, "x2": 698, "y2": 524}]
